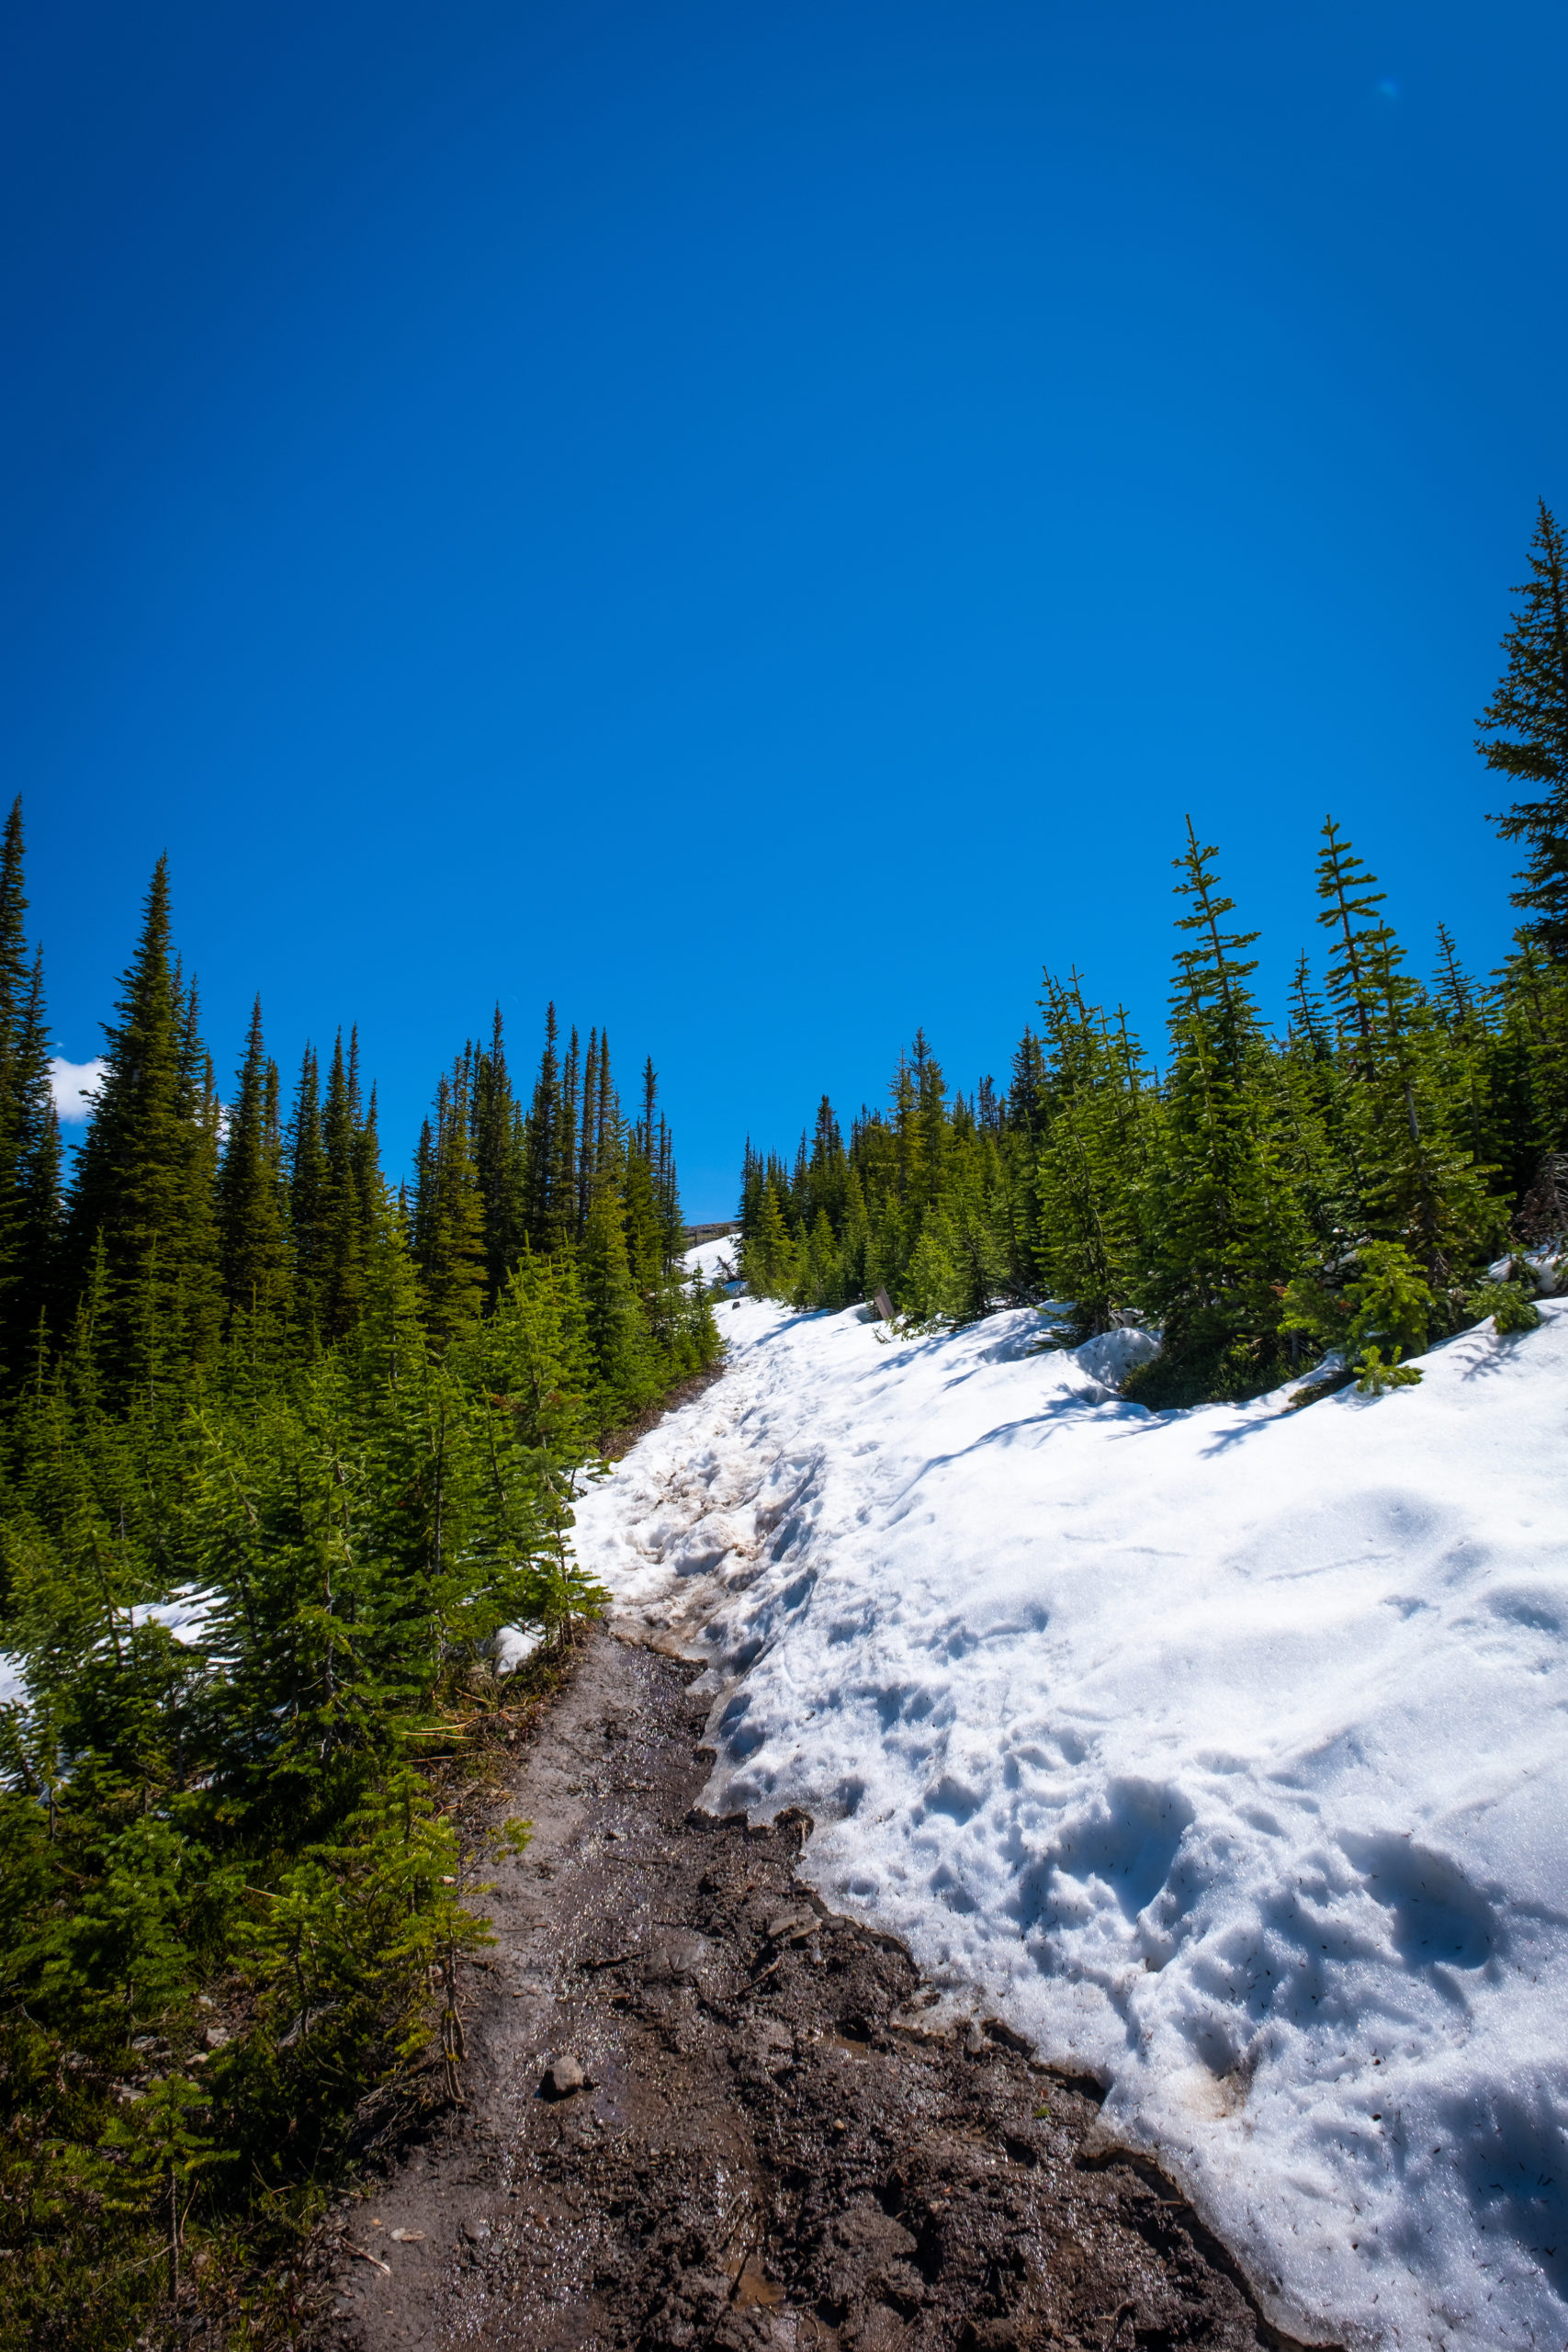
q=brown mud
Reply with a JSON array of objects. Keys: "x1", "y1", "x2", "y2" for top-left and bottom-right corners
[{"x1": 314, "y1": 1633, "x2": 1333, "y2": 2352}]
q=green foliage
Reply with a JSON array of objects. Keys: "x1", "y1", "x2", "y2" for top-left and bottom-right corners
[
  {"x1": 737, "y1": 733, "x2": 1568, "y2": 1407},
  {"x1": 1354, "y1": 1344, "x2": 1424, "y2": 1396},
  {"x1": 1344, "y1": 1240, "x2": 1434, "y2": 1361},
  {"x1": 0, "y1": 819, "x2": 717, "y2": 2348},
  {"x1": 1477, "y1": 499, "x2": 1568, "y2": 958},
  {"x1": 1466, "y1": 1278, "x2": 1542, "y2": 1335}
]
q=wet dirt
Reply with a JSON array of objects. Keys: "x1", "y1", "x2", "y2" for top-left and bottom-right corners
[{"x1": 318, "y1": 1632, "x2": 1333, "y2": 2352}]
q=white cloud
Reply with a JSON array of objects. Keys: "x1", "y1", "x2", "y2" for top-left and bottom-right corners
[{"x1": 50, "y1": 1056, "x2": 107, "y2": 1124}]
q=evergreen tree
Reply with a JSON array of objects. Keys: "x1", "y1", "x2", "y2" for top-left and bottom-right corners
[
  {"x1": 215, "y1": 998, "x2": 288, "y2": 1329},
  {"x1": 577, "y1": 1027, "x2": 600, "y2": 1234},
  {"x1": 62, "y1": 860, "x2": 223, "y2": 1401},
  {"x1": 1096, "y1": 825, "x2": 1304, "y2": 1400},
  {"x1": 0, "y1": 804, "x2": 61, "y2": 1369},
  {"x1": 318, "y1": 1030, "x2": 366, "y2": 1340},
  {"x1": 1477, "y1": 501, "x2": 1568, "y2": 957},
  {"x1": 416, "y1": 1063, "x2": 487, "y2": 1344},
  {"x1": 579, "y1": 1148, "x2": 655, "y2": 1421},
  {"x1": 1032, "y1": 975, "x2": 1143, "y2": 1333},
  {"x1": 521, "y1": 1003, "x2": 569, "y2": 1254},
  {"x1": 1314, "y1": 818, "x2": 1495, "y2": 1280}
]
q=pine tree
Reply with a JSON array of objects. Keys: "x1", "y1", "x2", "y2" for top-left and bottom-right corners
[
  {"x1": 287, "y1": 1044, "x2": 328, "y2": 1341},
  {"x1": 579, "y1": 1150, "x2": 655, "y2": 1423},
  {"x1": 521, "y1": 1004, "x2": 570, "y2": 1255},
  {"x1": 0, "y1": 804, "x2": 61, "y2": 1369},
  {"x1": 63, "y1": 860, "x2": 223, "y2": 1401},
  {"x1": 577, "y1": 1027, "x2": 600, "y2": 1234},
  {"x1": 1315, "y1": 819, "x2": 1495, "y2": 1280},
  {"x1": 1032, "y1": 975, "x2": 1143, "y2": 1332},
  {"x1": 1477, "y1": 501, "x2": 1568, "y2": 957},
  {"x1": 216, "y1": 998, "x2": 288, "y2": 1329},
  {"x1": 741, "y1": 1172, "x2": 795, "y2": 1297},
  {"x1": 7, "y1": 951, "x2": 62, "y2": 1363},
  {"x1": 1134, "y1": 823, "x2": 1308, "y2": 1402},
  {"x1": 318, "y1": 1030, "x2": 365, "y2": 1340},
  {"x1": 417, "y1": 1063, "x2": 486, "y2": 1344},
  {"x1": 352, "y1": 1068, "x2": 384, "y2": 1272}
]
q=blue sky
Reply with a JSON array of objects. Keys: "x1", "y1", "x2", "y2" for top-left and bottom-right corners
[{"x1": 8, "y1": 0, "x2": 1564, "y2": 1218}]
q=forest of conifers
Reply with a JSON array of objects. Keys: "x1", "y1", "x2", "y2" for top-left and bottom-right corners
[
  {"x1": 738, "y1": 507, "x2": 1568, "y2": 1409},
  {"x1": 1, "y1": 500, "x2": 1565, "y2": 2347},
  {"x1": 0, "y1": 838, "x2": 718, "y2": 2346}
]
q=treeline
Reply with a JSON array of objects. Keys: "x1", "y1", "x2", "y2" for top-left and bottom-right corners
[
  {"x1": 0, "y1": 834, "x2": 717, "y2": 2347},
  {"x1": 740, "y1": 503, "x2": 1568, "y2": 1406},
  {"x1": 0, "y1": 842, "x2": 711, "y2": 1419}
]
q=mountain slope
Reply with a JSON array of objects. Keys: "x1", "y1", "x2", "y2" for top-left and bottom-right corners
[{"x1": 574, "y1": 1288, "x2": 1568, "y2": 2350}]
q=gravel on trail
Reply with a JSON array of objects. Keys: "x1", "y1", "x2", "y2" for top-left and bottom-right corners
[{"x1": 317, "y1": 1631, "x2": 1334, "y2": 2352}]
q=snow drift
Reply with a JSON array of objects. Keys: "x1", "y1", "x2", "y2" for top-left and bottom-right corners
[{"x1": 575, "y1": 1284, "x2": 1568, "y2": 2350}]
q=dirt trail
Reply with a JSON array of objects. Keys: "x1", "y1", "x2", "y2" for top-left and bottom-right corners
[{"x1": 318, "y1": 1634, "x2": 1328, "y2": 2352}]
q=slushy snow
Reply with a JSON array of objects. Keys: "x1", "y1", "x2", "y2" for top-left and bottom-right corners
[{"x1": 574, "y1": 1283, "x2": 1568, "y2": 2350}]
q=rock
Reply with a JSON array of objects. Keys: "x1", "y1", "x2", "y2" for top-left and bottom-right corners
[
  {"x1": 765, "y1": 1908, "x2": 816, "y2": 1943},
  {"x1": 204, "y1": 2023, "x2": 231, "y2": 2049},
  {"x1": 542, "y1": 2053, "x2": 587, "y2": 2098},
  {"x1": 461, "y1": 2218, "x2": 491, "y2": 2245},
  {"x1": 389, "y1": 2227, "x2": 425, "y2": 2243}
]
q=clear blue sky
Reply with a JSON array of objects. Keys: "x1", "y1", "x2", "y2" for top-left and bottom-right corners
[{"x1": 7, "y1": 0, "x2": 1564, "y2": 1219}]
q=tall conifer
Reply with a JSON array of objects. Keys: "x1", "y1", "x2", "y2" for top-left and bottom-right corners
[
  {"x1": 1477, "y1": 501, "x2": 1568, "y2": 957},
  {"x1": 216, "y1": 998, "x2": 288, "y2": 1327}
]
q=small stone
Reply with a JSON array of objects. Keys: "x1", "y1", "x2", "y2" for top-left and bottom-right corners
[
  {"x1": 461, "y1": 2218, "x2": 491, "y2": 2245},
  {"x1": 542, "y1": 2053, "x2": 586, "y2": 2098},
  {"x1": 204, "y1": 2023, "x2": 231, "y2": 2049},
  {"x1": 765, "y1": 1909, "x2": 815, "y2": 1942},
  {"x1": 963, "y1": 2021, "x2": 987, "y2": 2054},
  {"x1": 389, "y1": 2228, "x2": 425, "y2": 2243}
]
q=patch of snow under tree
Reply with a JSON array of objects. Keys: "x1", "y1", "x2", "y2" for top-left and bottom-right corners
[{"x1": 573, "y1": 1283, "x2": 1568, "y2": 2351}]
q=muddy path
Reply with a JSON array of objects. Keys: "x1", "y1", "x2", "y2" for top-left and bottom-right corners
[{"x1": 316, "y1": 1633, "x2": 1326, "y2": 2352}]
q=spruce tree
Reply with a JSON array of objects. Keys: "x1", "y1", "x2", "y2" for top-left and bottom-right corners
[
  {"x1": 417, "y1": 1064, "x2": 486, "y2": 1344},
  {"x1": 0, "y1": 804, "x2": 61, "y2": 1368},
  {"x1": 521, "y1": 1004, "x2": 566, "y2": 1254},
  {"x1": 63, "y1": 859, "x2": 223, "y2": 1400},
  {"x1": 1314, "y1": 819, "x2": 1495, "y2": 1280},
  {"x1": 579, "y1": 1152, "x2": 655, "y2": 1423},
  {"x1": 577, "y1": 1027, "x2": 600, "y2": 1235},
  {"x1": 1032, "y1": 975, "x2": 1143, "y2": 1332},
  {"x1": 1477, "y1": 501, "x2": 1568, "y2": 957},
  {"x1": 216, "y1": 998, "x2": 288, "y2": 1329},
  {"x1": 318, "y1": 1030, "x2": 365, "y2": 1340},
  {"x1": 287, "y1": 1044, "x2": 328, "y2": 1342},
  {"x1": 1134, "y1": 823, "x2": 1308, "y2": 1402}
]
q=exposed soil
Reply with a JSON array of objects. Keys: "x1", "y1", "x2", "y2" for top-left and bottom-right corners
[{"x1": 315, "y1": 1633, "x2": 1332, "y2": 2352}]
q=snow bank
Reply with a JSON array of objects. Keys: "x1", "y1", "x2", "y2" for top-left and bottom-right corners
[
  {"x1": 575, "y1": 1289, "x2": 1568, "y2": 2350},
  {"x1": 685, "y1": 1230, "x2": 743, "y2": 1286},
  {"x1": 129, "y1": 1587, "x2": 217, "y2": 1645},
  {"x1": 0, "y1": 1586, "x2": 219, "y2": 1709}
]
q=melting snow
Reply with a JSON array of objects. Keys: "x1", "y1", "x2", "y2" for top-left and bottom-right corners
[{"x1": 575, "y1": 1283, "x2": 1568, "y2": 2350}]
